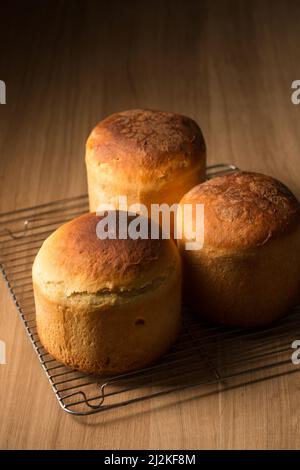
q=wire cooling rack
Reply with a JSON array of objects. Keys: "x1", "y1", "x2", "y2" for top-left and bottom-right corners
[{"x1": 0, "y1": 163, "x2": 299, "y2": 415}]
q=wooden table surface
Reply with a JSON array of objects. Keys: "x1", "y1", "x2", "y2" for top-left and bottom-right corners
[{"x1": 1, "y1": 0, "x2": 300, "y2": 450}]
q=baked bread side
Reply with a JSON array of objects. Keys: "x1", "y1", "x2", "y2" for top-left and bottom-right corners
[{"x1": 33, "y1": 212, "x2": 182, "y2": 374}]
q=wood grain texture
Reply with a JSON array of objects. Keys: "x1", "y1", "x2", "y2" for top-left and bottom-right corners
[{"x1": 1, "y1": 0, "x2": 300, "y2": 449}]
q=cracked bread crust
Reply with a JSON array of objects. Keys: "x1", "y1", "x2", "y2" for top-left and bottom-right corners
[
  {"x1": 180, "y1": 171, "x2": 300, "y2": 250},
  {"x1": 86, "y1": 109, "x2": 206, "y2": 171},
  {"x1": 32, "y1": 212, "x2": 179, "y2": 300},
  {"x1": 85, "y1": 109, "x2": 206, "y2": 213}
]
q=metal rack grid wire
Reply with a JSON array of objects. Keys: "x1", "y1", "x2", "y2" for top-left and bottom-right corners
[{"x1": 0, "y1": 163, "x2": 300, "y2": 415}]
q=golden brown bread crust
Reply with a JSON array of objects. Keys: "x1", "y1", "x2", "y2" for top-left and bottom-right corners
[
  {"x1": 178, "y1": 172, "x2": 300, "y2": 327},
  {"x1": 33, "y1": 212, "x2": 182, "y2": 374},
  {"x1": 33, "y1": 212, "x2": 179, "y2": 297},
  {"x1": 86, "y1": 109, "x2": 206, "y2": 173},
  {"x1": 180, "y1": 171, "x2": 300, "y2": 250},
  {"x1": 85, "y1": 109, "x2": 206, "y2": 213}
]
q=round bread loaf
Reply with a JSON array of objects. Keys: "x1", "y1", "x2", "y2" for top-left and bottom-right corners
[
  {"x1": 85, "y1": 109, "x2": 206, "y2": 212},
  {"x1": 32, "y1": 212, "x2": 182, "y2": 374},
  {"x1": 178, "y1": 171, "x2": 300, "y2": 327}
]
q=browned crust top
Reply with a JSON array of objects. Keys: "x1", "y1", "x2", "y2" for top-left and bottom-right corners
[
  {"x1": 33, "y1": 212, "x2": 179, "y2": 294},
  {"x1": 86, "y1": 109, "x2": 206, "y2": 173},
  {"x1": 181, "y1": 171, "x2": 300, "y2": 249}
]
